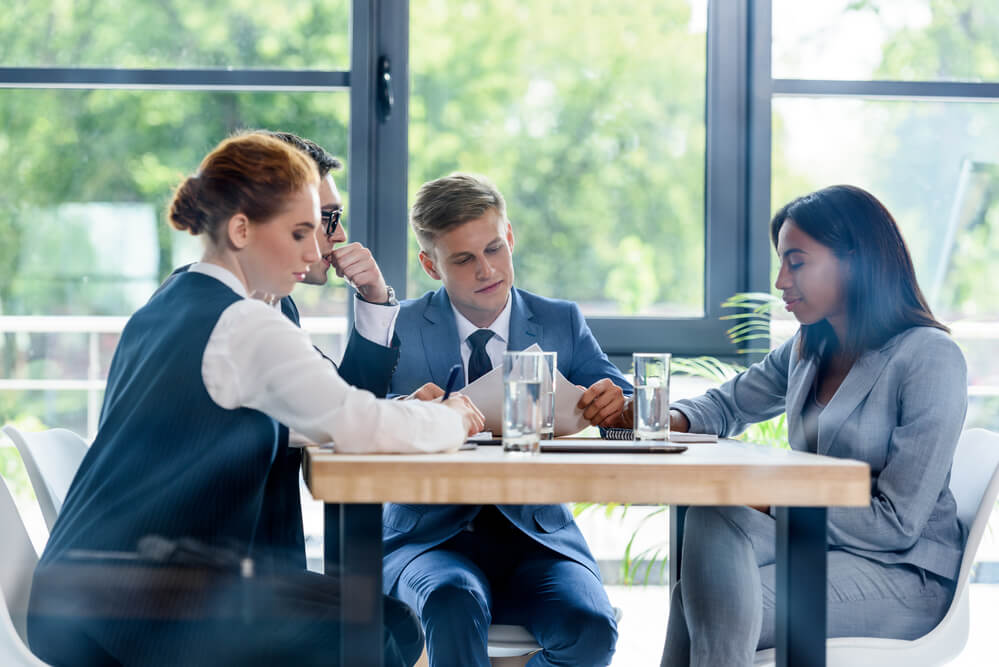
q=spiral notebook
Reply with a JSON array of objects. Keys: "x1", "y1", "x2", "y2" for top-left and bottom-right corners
[{"x1": 604, "y1": 428, "x2": 718, "y2": 443}]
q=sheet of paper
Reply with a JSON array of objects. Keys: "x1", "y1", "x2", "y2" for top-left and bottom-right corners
[
  {"x1": 553, "y1": 370, "x2": 590, "y2": 436},
  {"x1": 669, "y1": 431, "x2": 718, "y2": 443},
  {"x1": 458, "y1": 344, "x2": 591, "y2": 437},
  {"x1": 458, "y1": 364, "x2": 504, "y2": 434}
]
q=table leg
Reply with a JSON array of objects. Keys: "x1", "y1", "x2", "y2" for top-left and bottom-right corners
[
  {"x1": 775, "y1": 507, "x2": 827, "y2": 667},
  {"x1": 325, "y1": 503, "x2": 384, "y2": 667},
  {"x1": 323, "y1": 503, "x2": 342, "y2": 575},
  {"x1": 669, "y1": 505, "x2": 687, "y2": 592}
]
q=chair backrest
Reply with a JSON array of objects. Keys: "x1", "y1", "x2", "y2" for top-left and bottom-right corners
[
  {"x1": 949, "y1": 428, "x2": 999, "y2": 591},
  {"x1": 0, "y1": 477, "x2": 40, "y2": 647},
  {"x1": 2, "y1": 426, "x2": 88, "y2": 531}
]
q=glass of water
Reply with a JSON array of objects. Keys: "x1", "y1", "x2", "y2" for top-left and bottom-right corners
[
  {"x1": 539, "y1": 351, "x2": 557, "y2": 440},
  {"x1": 633, "y1": 353, "x2": 671, "y2": 441},
  {"x1": 503, "y1": 350, "x2": 544, "y2": 454}
]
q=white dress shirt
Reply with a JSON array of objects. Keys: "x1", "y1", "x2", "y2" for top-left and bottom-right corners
[
  {"x1": 190, "y1": 262, "x2": 465, "y2": 453},
  {"x1": 453, "y1": 295, "x2": 513, "y2": 385}
]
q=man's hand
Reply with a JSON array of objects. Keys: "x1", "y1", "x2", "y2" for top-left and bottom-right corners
[
  {"x1": 330, "y1": 242, "x2": 389, "y2": 303},
  {"x1": 443, "y1": 394, "x2": 485, "y2": 437},
  {"x1": 576, "y1": 378, "x2": 627, "y2": 428},
  {"x1": 404, "y1": 382, "x2": 445, "y2": 401}
]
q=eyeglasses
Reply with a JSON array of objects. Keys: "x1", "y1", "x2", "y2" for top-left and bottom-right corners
[{"x1": 321, "y1": 208, "x2": 343, "y2": 237}]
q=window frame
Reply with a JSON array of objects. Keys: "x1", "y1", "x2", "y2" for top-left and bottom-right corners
[
  {"x1": 0, "y1": 0, "x2": 394, "y2": 325},
  {"x1": 391, "y1": 0, "x2": 775, "y2": 359}
]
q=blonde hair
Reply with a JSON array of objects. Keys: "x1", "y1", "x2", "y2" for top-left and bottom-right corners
[{"x1": 410, "y1": 173, "x2": 506, "y2": 252}]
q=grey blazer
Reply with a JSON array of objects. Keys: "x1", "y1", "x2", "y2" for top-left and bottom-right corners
[{"x1": 674, "y1": 326, "x2": 968, "y2": 580}]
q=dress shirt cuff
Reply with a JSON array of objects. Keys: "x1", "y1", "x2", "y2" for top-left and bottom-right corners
[{"x1": 353, "y1": 295, "x2": 399, "y2": 348}]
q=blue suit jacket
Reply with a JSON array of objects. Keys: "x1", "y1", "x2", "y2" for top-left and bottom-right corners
[
  {"x1": 383, "y1": 287, "x2": 632, "y2": 592},
  {"x1": 674, "y1": 326, "x2": 968, "y2": 580}
]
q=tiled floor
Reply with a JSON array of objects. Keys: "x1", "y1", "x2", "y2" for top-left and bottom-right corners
[{"x1": 605, "y1": 583, "x2": 999, "y2": 665}]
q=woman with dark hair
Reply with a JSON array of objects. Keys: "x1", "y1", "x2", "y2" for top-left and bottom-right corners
[
  {"x1": 26, "y1": 132, "x2": 484, "y2": 667},
  {"x1": 660, "y1": 185, "x2": 967, "y2": 666}
]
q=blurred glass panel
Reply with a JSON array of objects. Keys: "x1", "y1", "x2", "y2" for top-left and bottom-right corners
[
  {"x1": 771, "y1": 96, "x2": 999, "y2": 429},
  {"x1": 0, "y1": 88, "x2": 350, "y2": 317},
  {"x1": 0, "y1": 1, "x2": 349, "y2": 69},
  {"x1": 409, "y1": 0, "x2": 707, "y2": 317},
  {"x1": 773, "y1": 0, "x2": 999, "y2": 82},
  {"x1": 0, "y1": 89, "x2": 350, "y2": 433}
]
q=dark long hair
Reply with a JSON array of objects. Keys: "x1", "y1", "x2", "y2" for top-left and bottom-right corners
[{"x1": 770, "y1": 184, "x2": 948, "y2": 361}]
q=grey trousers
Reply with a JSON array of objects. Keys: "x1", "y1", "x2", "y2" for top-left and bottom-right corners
[{"x1": 661, "y1": 505, "x2": 955, "y2": 667}]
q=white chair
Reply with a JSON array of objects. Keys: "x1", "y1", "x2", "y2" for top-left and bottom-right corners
[
  {"x1": 0, "y1": 477, "x2": 51, "y2": 665},
  {"x1": 487, "y1": 606, "x2": 623, "y2": 666},
  {"x1": 754, "y1": 427, "x2": 999, "y2": 667},
  {"x1": 2, "y1": 425, "x2": 88, "y2": 531}
]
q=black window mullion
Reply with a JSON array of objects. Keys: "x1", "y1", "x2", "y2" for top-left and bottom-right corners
[{"x1": 349, "y1": 0, "x2": 410, "y2": 301}]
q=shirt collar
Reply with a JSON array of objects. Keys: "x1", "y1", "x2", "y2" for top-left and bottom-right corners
[
  {"x1": 188, "y1": 262, "x2": 249, "y2": 299},
  {"x1": 453, "y1": 294, "x2": 512, "y2": 345}
]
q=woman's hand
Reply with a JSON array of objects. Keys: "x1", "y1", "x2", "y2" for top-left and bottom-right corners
[
  {"x1": 669, "y1": 409, "x2": 690, "y2": 433},
  {"x1": 404, "y1": 382, "x2": 445, "y2": 401},
  {"x1": 443, "y1": 394, "x2": 485, "y2": 437}
]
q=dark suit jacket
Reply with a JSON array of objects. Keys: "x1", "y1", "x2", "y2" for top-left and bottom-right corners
[
  {"x1": 383, "y1": 287, "x2": 632, "y2": 592},
  {"x1": 154, "y1": 264, "x2": 401, "y2": 572}
]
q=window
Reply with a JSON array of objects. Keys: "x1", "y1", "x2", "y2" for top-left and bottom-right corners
[
  {"x1": 773, "y1": 0, "x2": 999, "y2": 82},
  {"x1": 768, "y1": 0, "x2": 999, "y2": 432},
  {"x1": 408, "y1": 0, "x2": 708, "y2": 320},
  {"x1": 1, "y1": 1, "x2": 350, "y2": 70},
  {"x1": 0, "y1": 4, "x2": 358, "y2": 439}
]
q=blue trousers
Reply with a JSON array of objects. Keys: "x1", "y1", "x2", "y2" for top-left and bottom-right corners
[
  {"x1": 661, "y1": 506, "x2": 955, "y2": 667},
  {"x1": 392, "y1": 506, "x2": 617, "y2": 667}
]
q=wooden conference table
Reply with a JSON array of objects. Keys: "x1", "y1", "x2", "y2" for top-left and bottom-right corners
[{"x1": 304, "y1": 439, "x2": 870, "y2": 667}]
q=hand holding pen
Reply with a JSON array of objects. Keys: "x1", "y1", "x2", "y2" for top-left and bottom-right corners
[
  {"x1": 441, "y1": 363, "x2": 463, "y2": 401},
  {"x1": 438, "y1": 363, "x2": 484, "y2": 436}
]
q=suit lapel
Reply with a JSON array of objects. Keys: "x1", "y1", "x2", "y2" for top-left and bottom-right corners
[
  {"x1": 818, "y1": 344, "x2": 893, "y2": 456},
  {"x1": 507, "y1": 289, "x2": 542, "y2": 351},
  {"x1": 420, "y1": 288, "x2": 465, "y2": 388}
]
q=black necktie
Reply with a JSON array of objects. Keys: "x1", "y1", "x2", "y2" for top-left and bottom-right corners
[{"x1": 467, "y1": 329, "x2": 495, "y2": 384}]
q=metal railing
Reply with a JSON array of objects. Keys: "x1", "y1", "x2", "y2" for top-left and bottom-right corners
[{"x1": 0, "y1": 315, "x2": 348, "y2": 438}]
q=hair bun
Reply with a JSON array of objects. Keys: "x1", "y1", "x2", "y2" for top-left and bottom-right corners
[{"x1": 168, "y1": 176, "x2": 208, "y2": 235}]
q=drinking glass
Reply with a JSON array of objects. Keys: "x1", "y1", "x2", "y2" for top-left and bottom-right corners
[
  {"x1": 539, "y1": 351, "x2": 557, "y2": 440},
  {"x1": 503, "y1": 351, "x2": 544, "y2": 454},
  {"x1": 633, "y1": 353, "x2": 671, "y2": 440}
]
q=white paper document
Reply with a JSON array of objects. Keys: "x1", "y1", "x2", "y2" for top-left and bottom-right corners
[
  {"x1": 669, "y1": 431, "x2": 718, "y2": 443},
  {"x1": 459, "y1": 344, "x2": 592, "y2": 437}
]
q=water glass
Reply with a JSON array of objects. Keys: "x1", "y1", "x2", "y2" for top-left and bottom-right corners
[
  {"x1": 503, "y1": 351, "x2": 544, "y2": 454},
  {"x1": 633, "y1": 353, "x2": 671, "y2": 440},
  {"x1": 539, "y1": 351, "x2": 557, "y2": 440}
]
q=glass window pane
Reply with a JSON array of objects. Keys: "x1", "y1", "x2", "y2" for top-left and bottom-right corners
[
  {"x1": 773, "y1": 0, "x2": 999, "y2": 82},
  {"x1": 0, "y1": 89, "x2": 350, "y2": 435},
  {"x1": 409, "y1": 0, "x2": 707, "y2": 317},
  {"x1": 771, "y1": 96, "x2": 999, "y2": 431},
  {"x1": 0, "y1": 1, "x2": 349, "y2": 70}
]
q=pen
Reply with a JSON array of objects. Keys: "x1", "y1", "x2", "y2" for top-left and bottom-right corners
[{"x1": 441, "y1": 363, "x2": 463, "y2": 401}]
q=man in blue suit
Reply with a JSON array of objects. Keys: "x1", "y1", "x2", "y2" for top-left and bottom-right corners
[{"x1": 383, "y1": 173, "x2": 631, "y2": 666}]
